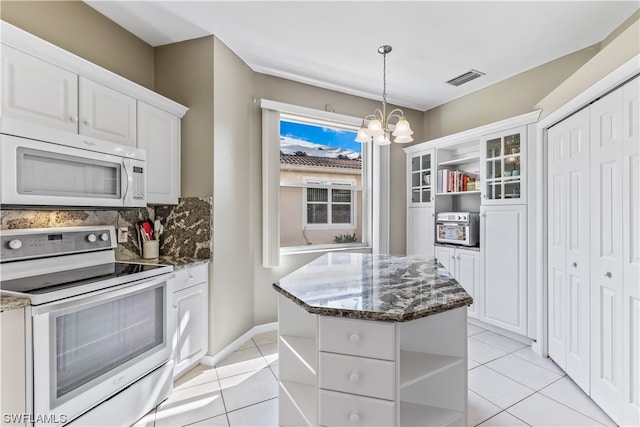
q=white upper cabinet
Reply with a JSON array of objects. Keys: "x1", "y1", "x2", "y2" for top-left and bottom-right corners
[
  {"x1": 407, "y1": 206, "x2": 434, "y2": 257},
  {"x1": 480, "y1": 126, "x2": 526, "y2": 205},
  {"x1": 1, "y1": 45, "x2": 78, "y2": 133},
  {"x1": 80, "y1": 78, "x2": 137, "y2": 147},
  {"x1": 138, "y1": 101, "x2": 180, "y2": 205}
]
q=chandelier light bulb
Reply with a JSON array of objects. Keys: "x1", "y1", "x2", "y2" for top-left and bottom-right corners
[
  {"x1": 366, "y1": 118, "x2": 383, "y2": 136},
  {"x1": 392, "y1": 118, "x2": 413, "y2": 138},
  {"x1": 355, "y1": 126, "x2": 370, "y2": 143}
]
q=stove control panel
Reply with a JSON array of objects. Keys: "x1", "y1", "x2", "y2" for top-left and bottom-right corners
[{"x1": 0, "y1": 226, "x2": 117, "y2": 262}]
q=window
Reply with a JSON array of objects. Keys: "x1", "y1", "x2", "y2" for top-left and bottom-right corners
[
  {"x1": 262, "y1": 100, "x2": 379, "y2": 267},
  {"x1": 304, "y1": 181, "x2": 355, "y2": 227},
  {"x1": 279, "y1": 117, "x2": 365, "y2": 249}
]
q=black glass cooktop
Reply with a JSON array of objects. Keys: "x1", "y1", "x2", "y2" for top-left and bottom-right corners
[{"x1": 0, "y1": 262, "x2": 167, "y2": 295}]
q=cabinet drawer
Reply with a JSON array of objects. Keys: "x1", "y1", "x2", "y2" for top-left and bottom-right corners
[
  {"x1": 173, "y1": 263, "x2": 208, "y2": 289},
  {"x1": 319, "y1": 317, "x2": 395, "y2": 360},
  {"x1": 319, "y1": 352, "x2": 395, "y2": 400},
  {"x1": 319, "y1": 389, "x2": 395, "y2": 427}
]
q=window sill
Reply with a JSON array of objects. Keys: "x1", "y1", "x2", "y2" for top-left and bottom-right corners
[{"x1": 281, "y1": 243, "x2": 372, "y2": 256}]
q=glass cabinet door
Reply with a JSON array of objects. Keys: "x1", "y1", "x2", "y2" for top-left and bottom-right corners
[
  {"x1": 482, "y1": 128, "x2": 524, "y2": 204},
  {"x1": 409, "y1": 150, "x2": 433, "y2": 205}
]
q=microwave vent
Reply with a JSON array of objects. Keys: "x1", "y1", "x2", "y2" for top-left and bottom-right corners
[{"x1": 446, "y1": 69, "x2": 485, "y2": 87}]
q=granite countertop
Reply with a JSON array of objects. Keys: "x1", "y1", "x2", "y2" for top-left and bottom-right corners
[
  {"x1": 273, "y1": 253, "x2": 473, "y2": 322},
  {"x1": 0, "y1": 295, "x2": 30, "y2": 313},
  {"x1": 434, "y1": 242, "x2": 480, "y2": 252},
  {"x1": 117, "y1": 255, "x2": 210, "y2": 269}
]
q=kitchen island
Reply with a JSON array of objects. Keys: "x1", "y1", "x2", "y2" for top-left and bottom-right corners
[{"x1": 273, "y1": 253, "x2": 473, "y2": 427}]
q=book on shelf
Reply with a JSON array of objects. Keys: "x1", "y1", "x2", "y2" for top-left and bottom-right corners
[{"x1": 440, "y1": 168, "x2": 478, "y2": 193}]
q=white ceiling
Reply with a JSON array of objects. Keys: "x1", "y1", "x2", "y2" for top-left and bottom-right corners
[{"x1": 84, "y1": 1, "x2": 639, "y2": 111}]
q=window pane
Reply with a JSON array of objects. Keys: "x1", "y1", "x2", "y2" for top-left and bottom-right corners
[
  {"x1": 307, "y1": 204, "x2": 328, "y2": 224},
  {"x1": 279, "y1": 118, "x2": 364, "y2": 248},
  {"x1": 332, "y1": 204, "x2": 351, "y2": 224},
  {"x1": 332, "y1": 189, "x2": 351, "y2": 203},
  {"x1": 307, "y1": 187, "x2": 327, "y2": 202}
]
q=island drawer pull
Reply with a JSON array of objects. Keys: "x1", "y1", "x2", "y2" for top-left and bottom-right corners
[
  {"x1": 349, "y1": 412, "x2": 360, "y2": 423},
  {"x1": 349, "y1": 372, "x2": 360, "y2": 383},
  {"x1": 349, "y1": 334, "x2": 360, "y2": 344}
]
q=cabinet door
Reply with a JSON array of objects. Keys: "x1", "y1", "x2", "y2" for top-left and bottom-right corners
[
  {"x1": 1, "y1": 308, "x2": 26, "y2": 422},
  {"x1": 481, "y1": 127, "x2": 526, "y2": 205},
  {"x1": 456, "y1": 249, "x2": 479, "y2": 319},
  {"x1": 173, "y1": 281, "x2": 208, "y2": 378},
  {"x1": 621, "y1": 77, "x2": 640, "y2": 427},
  {"x1": 80, "y1": 78, "x2": 136, "y2": 147},
  {"x1": 1, "y1": 45, "x2": 78, "y2": 133},
  {"x1": 480, "y1": 205, "x2": 527, "y2": 335},
  {"x1": 590, "y1": 86, "x2": 624, "y2": 423},
  {"x1": 138, "y1": 101, "x2": 181, "y2": 204},
  {"x1": 547, "y1": 107, "x2": 591, "y2": 392},
  {"x1": 408, "y1": 150, "x2": 434, "y2": 206},
  {"x1": 407, "y1": 207, "x2": 434, "y2": 256},
  {"x1": 434, "y1": 246, "x2": 455, "y2": 275}
]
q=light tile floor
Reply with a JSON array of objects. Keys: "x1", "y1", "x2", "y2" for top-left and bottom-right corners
[{"x1": 134, "y1": 326, "x2": 617, "y2": 426}]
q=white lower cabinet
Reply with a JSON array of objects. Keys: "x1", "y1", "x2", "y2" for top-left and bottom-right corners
[
  {"x1": 480, "y1": 205, "x2": 527, "y2": 336},
  {"x1": 277, "y1": 295, "x2": 468, "y2": 427},
  {"x1": 434, "y1": 246, "x2": 479, "y2": 319},
  {"x1": 170, "y1": 263, "x2": 209, "y2": 379}
]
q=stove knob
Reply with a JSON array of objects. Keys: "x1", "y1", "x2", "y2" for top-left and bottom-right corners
[
  {"x1": 8, "y1": 239, "x2": 22, "y2": 250},
  {"x1": 87, "y1": 234, "x2": 97, "y2": 243},
  {"x1": 100, "y1": 233, "x2": 109, "y2": 242}
]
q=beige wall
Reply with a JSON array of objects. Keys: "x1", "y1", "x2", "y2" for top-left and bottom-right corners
[
  {"x1": 155, "y1": 36, "x2": 215, "y2": 198},
  {"x1": 212, "y1": 36, "x2": 257, "y2": 353},
  {"x1": 535, "y1": 11, "x2": 639, "y2": 119},
  {"x1": 420, "y1": 44, "x2": 599, "y2": 141},
  {"x1": 0, "y1": 0, "x2": 154, "y2": 89}
]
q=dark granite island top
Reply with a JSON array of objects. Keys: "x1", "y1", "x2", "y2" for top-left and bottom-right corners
[{"x1": 273, "y1": 252, "x2": 473, "y2": 322}]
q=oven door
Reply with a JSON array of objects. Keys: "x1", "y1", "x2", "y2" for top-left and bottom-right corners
[
  {"x1": 31, "y1": 274, "x2": 172, "y2": 425},
  {"x1": 436, "y1": 222, "x2": 471, "y2": 245}
]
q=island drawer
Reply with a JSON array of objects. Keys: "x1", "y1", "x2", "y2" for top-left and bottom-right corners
[
  {"x1": 319, "y1": 352, "x2": 395, "y2": 400},
  {"x1": 319, "y1": 317, "x2": 395, "y2": 360},
  {"x1": 319, "y1": 389, "x2": 395, "y2": 426}
]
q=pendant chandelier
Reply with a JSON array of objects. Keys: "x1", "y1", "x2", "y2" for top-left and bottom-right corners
[{"x1": 355, "y1": 45, "x2": 413, "y2": 145}]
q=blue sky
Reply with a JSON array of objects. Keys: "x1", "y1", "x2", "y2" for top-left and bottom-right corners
[{"x1": 280, "y1": 120, "x2": 361, "y2": 153}]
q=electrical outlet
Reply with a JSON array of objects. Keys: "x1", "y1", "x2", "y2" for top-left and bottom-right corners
[{"x1": 117, "y1": 227, "x2": 128, "y2": 243}]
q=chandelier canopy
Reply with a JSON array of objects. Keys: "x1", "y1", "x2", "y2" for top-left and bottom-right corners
[{"x1": 355, "y1": 45, "x2": 413, "y2": 145}]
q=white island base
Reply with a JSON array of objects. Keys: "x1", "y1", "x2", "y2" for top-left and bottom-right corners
[{"x1": 277, "y1": 295, "x2": 468, "y2": 427}]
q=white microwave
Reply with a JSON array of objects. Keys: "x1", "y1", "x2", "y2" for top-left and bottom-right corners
[{"x1": 0, "y1": 133, "x2": 146, "y2": 207}]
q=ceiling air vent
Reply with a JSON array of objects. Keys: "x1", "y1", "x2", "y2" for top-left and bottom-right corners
[{"x1": 446, "y1": 69, "x2": 485, "y2": 87}]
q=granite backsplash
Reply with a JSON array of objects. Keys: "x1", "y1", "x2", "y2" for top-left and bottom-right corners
[{"x1": 0, "y1": 197, "x2": 212, "y2": 261}]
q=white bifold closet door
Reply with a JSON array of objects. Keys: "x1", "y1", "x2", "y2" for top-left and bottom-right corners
[
  {"x1": 547, "y1": 107, "x2": 591, "y2": 393},
  {"x1": 590, "y1": 76, "x2": 639, "y2": 426}
]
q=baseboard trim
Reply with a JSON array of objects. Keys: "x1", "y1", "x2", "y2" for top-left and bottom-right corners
[
  {"x1": 468, "y1": 318, "x2": 534, "y2": 347},
  {"x1": 200, "y1": 322, "x2": 278, "y2": 367}
]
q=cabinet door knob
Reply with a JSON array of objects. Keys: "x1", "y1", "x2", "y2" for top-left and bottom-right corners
[
  {"x1": 349, "y1": 412, "x2": 360, "y2": 424},
  {"x1": 571, "y1": 262, "x2": 577, "y2": 268},
  {"x1": 604, "y1": 272, "x2": 612, "y2": 278},
  {"x1": 349, "y1": 334, "x2": 360, "y2": 344},
  {"x1": 349, "y1": 372, "x2": 360, "y2": 383}
]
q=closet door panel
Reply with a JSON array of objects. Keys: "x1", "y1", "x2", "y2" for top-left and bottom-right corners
[
  {"x1": 590, "y1": 86, "x2": 623, "y2": 422},
  {"x1": 547, "y1": 107, "x2": 589, "y2": 389},
  {"x1": 622, "y1": 77, "x2": 640, "y2": 426}
]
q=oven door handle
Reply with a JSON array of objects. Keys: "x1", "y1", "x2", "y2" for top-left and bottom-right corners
[{"x1": 31, "y1": 273, "x2": 175, "y2": 316}]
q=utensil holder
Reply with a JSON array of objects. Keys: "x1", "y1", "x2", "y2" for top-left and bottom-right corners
[{"x1": 142, "y1": 240, "x2": 159, "y2": 259}]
